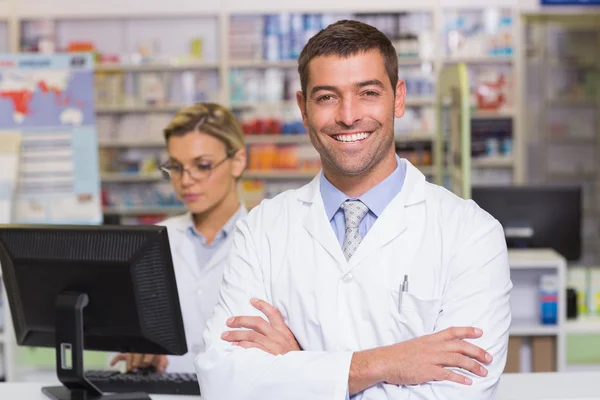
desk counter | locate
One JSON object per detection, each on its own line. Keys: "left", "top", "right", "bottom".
{"left": 497, "top": 372, "right": 600, "bottom": 399}
{"left": 3, "top": 372, "right": 600, "bottom": 400}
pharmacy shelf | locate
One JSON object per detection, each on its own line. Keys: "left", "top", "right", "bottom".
{"left": 472, "top": 109, "right": 515, "bottom": 119}
{"left": 395, "top": 132, "right": 435, "bottom": 143}
{"left": 230, "top": 101, "right": 297, "bottom": 109}
{"left": 95, "top": 62, "right": 219, "bottom": 72}
{"left": 443, "top": 55, "right": 515, "bottom": 64}
{"left": 419, "top": 166, "right": 434, "bottom": 175}
{"left": 101, "top": 173, "right": 163, "bottom": 183}
{"left": 451, "top": 167, "right": 463, "bottom": 184}
{"left": 565, "top": 316, "right": 600, "bottom": 334}
{"left": 96, "top": 105, "right": 184, "bottom": 114}
{"left": 405, "top": 97, "right": 436, "bottom": 107}
{"left": 397, "top": 57, "right": 434, "bottom": 65}
{"left": 229, "top": 59, "right": 298, "bottom": 68}
{"left": 508, "top": 248, "right": 567, "bottom": 269}
{"left": 506, "top": 249, "right": 567, "bottom": 372}
{"left": 245, "top": 134, "right": 310, "bottom": 145}
{"left": 472, "top": 156, "right": 514, "bottom": 168}
{"left": 548, "top": 171, "right": 596, "bottom": 180}
{"left": 98, "top": 140, "right": 165, "bottom": 148}
{"left": 547, "top": 136, "right": 597, "bottom": 144}
{"left": 102, "top": 206, "right": 187, "bottom": 216}
{"left": 510, "top": 318, "right": 560, "bottom": 336}
{"left": 547, "top": 98, "right": 598, "bottom": 107}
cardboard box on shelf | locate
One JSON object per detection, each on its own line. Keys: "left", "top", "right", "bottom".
{"left": 504, "top": 336, "right": 522, "bottom": 373}
{"left": 532, "top": 336, "right": 557, "bottom": 373}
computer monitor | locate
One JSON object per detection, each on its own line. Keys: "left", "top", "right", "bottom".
{"left": 0, "top": 224, "right": 187, "bottom": 400}
{"left": 471, "top": 185, "right": 582, "bottom": 261}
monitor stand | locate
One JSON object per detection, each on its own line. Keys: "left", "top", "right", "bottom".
{"left": 42, "top": 292, "right": 151, "bottom": 400}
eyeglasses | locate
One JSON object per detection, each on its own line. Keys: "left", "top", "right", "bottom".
{"left": 159, "top": 152, "right": 234, "bottom": 182}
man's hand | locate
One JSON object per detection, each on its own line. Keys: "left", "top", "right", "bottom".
{"left": 349, "top": 327, "right": 492, "bottom": 395}
{"left": 110, "top": 353, "right": 168, "bottom": 373}
{"left": 221, "top": 298, "right": 301, "bottom": 355}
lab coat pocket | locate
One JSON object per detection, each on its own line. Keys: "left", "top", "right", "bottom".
{"left": 391, "top": 291, "right": 442, "bottom": 339}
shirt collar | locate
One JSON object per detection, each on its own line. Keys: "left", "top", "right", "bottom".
{"left": 186, "top": 205, "right": 244, "bottom": 244}
{"left": 320, "top": 155, "right": 407, "bottom": 220}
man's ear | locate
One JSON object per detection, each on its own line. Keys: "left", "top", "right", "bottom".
{"left": 394, "top": 79, "right": 407, "bottom": 119}
{"left": 296, "top": 90, "right": 308, "bottom": 127}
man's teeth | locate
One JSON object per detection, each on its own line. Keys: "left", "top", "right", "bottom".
{"left": 334, "top": 133, "right": 371, "bottom": 142}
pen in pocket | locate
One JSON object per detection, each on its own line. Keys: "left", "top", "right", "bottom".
{"left": 398, "top": 274, "right": 409, "bottom": 313}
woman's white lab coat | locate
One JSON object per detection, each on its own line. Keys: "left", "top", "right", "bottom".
{"left": 195, "top": 160, "right": 513, "bottom": 399}
{"left": 156, "top": 208, "right": 246, "bottom": 373}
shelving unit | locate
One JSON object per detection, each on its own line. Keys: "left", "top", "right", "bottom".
{"left": 509, "top": 319, "right": 561, "bottom": 336}
{"left": 440, "top": 7, "right": 520, "bottom": 190}
{"left": 102, "top": 206, "right": 187, "bottom": 216}
{"left": 508, "top": 249, "right": 567, "bottom": 372}
{"left": 439, "top": 61, "right": 472, "bottom": 197}
{"left": 0, "top": 7, "right": 525, "bottom": 224}
{"left": 522, "top": 13, "right": 600, "bottom": 267}
{"left": 565, "top": 316, "right": 600, "bottom": 335}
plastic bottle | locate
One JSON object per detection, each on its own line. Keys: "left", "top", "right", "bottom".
{"left": 540, "top": 274, "right": 559, "bottom": 325}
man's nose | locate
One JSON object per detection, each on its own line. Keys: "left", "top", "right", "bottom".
{"left": 336, "top": 97, "right": 362, "bottom": 128}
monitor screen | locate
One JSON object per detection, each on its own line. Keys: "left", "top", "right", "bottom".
{"left": 0, "top": 224, "right": 187, "bottom": 356}
{"left": 471, "top": 186, "right": 582, "bottom": 261}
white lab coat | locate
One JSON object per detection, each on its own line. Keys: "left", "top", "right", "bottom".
{"left": 195, "top": 159, "right": 512, "bottom": 400}
{"left": 156, "top": 207, "right": 247, "bottom": 373}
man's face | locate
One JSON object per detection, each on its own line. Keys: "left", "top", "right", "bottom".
{"left": 296, "top": 49, "right": 406, "bottom": 177}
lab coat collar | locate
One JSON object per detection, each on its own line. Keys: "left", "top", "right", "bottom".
{"left": 297, "top": 159, "right": 426, "bottom": 206}
{"left": 299, "top": 159, "right": 427, "bottom": 271}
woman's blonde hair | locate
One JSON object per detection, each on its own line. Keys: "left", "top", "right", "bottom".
{"left": 163, "top": 103, "right": 245, "bottom": 154}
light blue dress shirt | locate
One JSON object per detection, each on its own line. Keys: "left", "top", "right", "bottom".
{"left": 320, "top": 155, "right": 407, "bottom": 247}
{"left": 185, "top": 206, "right": 245, "bottom": 268}
{"left": 320, "top": 156, "right": 406, "bottom": 399}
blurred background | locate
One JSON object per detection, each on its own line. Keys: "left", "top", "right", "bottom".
{"left": 0, "top": 0, "right": 598, "bottom": 385}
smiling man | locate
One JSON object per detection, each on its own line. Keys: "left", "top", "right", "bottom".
{"left": 195, "top": 20, "right": 512, "bottom": 400}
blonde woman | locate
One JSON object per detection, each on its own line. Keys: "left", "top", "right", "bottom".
{"left": 111, "top": 103, "right": 248, "bottom": 373}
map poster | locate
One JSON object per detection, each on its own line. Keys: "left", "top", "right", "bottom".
{"left": 0, "top": 53, "right": 102, "bottom": 225}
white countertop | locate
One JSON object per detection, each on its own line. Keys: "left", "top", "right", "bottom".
{"left": 496, "top": 372, "right": 600, "bottom": 399}
{"left": 4, "top": 372, "right": 600, "bottom": 400}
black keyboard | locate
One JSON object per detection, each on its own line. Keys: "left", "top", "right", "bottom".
{"left": 85, "top": 370, "right": 200, "bottom": 396}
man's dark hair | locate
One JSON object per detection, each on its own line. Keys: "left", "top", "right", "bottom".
{"left": 298, "top": 19, "right": 399, "bottom": 97}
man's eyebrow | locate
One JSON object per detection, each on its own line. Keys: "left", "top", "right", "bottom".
{"left": 310, "top": 80, "right": 385, "bottom": 96}
{"left": 354, "top": 79, "right": 385, "bottom": 89}
{"left": 310, "top": 85, "right": 339, "bottom": 96}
